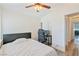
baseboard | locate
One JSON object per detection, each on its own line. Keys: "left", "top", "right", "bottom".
{"left": 52, "top": 44, "right": 65, "bottom": 52}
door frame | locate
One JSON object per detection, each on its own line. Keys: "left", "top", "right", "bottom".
{"left": 65, "top": 12, "right": 79, "bottom": 56}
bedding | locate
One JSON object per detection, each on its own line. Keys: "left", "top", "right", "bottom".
{"left": 1, "top": 38, "right": 57, "bottom": 56}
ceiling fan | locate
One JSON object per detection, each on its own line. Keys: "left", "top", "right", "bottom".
{"left": 25, "top": 3, "right": 51, "bottom": 12}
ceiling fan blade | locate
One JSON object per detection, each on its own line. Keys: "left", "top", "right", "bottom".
{"left": 40, "top": 4, "right": 51, "bottom": 9}
{"left": 25, "top": 5, "right": 34, "bottom": 8}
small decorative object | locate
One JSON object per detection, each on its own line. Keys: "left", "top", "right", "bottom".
{"left": 40, "top": 22, "right": 43, "bottom": 29}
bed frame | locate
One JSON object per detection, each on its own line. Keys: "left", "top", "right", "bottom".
{"left": 3, "top": 32, "right": 31, "bottom": 44}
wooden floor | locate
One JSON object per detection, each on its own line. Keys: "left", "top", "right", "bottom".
{"left": 65, "top": 40, "right": 75, "bottom": 56}
{"left": 46, "top": 43, "right": 79, "bottom": 56}
{"left": 55, "top": 46, "right": 79, "bottom": 56}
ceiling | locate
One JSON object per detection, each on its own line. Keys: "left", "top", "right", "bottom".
{"left": 1, "top": 3, "right": 79, "bottom": 18}
{"left": 1, "top": 3, "right": 54, "bottom": 18}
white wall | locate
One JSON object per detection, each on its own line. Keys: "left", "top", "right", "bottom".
{"left": 0, "top": 6, "right": 2, "bottom": 43}
{"left": 2, "top": 9, "right": 40, "bottom": 40}
{"left": 41, "top": 4, "right": 79, "bottom": 52}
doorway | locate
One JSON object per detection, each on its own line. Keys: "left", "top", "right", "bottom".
{"left": 65, "top": 13, "right": 79, "bottom": 56}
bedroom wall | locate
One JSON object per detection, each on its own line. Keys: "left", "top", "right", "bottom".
{"left": 0, "top": 6, "right": 2, "bottom": 43}
{"left": 41, "top": 4, "right": 79, "bottom": 52}
{"left": 2, "top": 9, "right": 40, "bottom": 40}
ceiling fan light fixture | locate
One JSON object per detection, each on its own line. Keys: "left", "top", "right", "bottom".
{"left": 25, "top": 3, "right": 51, "bottom": 12}
{"left": 34, "top": 4, "right": 43, "bottom": 12}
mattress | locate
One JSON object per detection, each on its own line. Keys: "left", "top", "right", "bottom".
{"left": 0, "top": 38, "right": 57, "bottom": 56}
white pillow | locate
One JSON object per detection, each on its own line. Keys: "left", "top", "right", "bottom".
{"left": 12, "top": 38, "right": 27, "bottom": 44}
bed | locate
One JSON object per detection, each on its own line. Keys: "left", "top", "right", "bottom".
{"left": 0, "top": 33, "right": 57, "bottom": 56}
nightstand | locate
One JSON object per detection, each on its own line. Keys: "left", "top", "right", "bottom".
{"left": 43, "top": 35, "right": 52, "bottom": 46}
